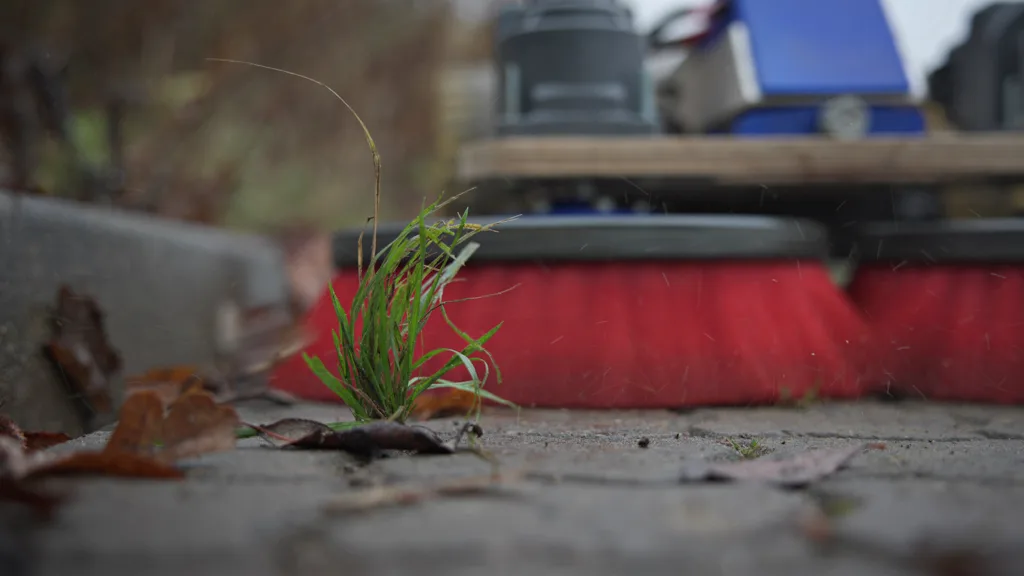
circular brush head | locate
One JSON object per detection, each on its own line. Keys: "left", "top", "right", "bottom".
{"left": 850, "top": 220, "right": 1024, "bottom": 404}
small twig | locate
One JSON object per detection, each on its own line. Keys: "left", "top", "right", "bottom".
{"left": 422, "top": 283, "right": 522, "bottom": 318}
{"left": 240, "top": 423, "right": 296, "bottom": 445}
{"left": 206, "top": 57, "right": 382, "bottom": 277}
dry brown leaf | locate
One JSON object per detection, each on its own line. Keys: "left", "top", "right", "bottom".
{"left": 125, "top": 366, "right": 211, "bottom": 408}
{"left": 0, "top": 415, "right": 71, "bottom": 453}
{"left": 23, "top": 432, "right": 72, "bottom": 452}
{"left": 287, "top": 421, "right": 454, "bottom": 457}
{"left": 43, "top": 286, "right": 121, "bottom": 415}
{"left": 410, "top": 388, "right": 479, "bottom": 421}
{"left": 0, "top": 415, "right": 26, "bottom": 450}
{"left": 0, "top": 438, "right": 185, "bottom": 483}
{"left": 245, "top": 418, "right": 333, "bottom": 448}
{"left": 0, "top": 428, "right": 72, "bottom": 480}
{"left": 105, "top": 387, "right": 239, "bottom": 463}
{"left": 103, "top": 391, "right": 164, "bottom": 456}
{"left": 681, "top": 443, "right": 885, "bottom": 488}
{"left": 249, "top": 419, "right": 453, "bottom": 457}
{"left": 0, "top": 388, "right": 239, "bottom": 486}
{"left": 0, "top": 435, "right": 32, "bottom": 479}
{"left": 159, "top": 388, "right": 239, "bottom": 462}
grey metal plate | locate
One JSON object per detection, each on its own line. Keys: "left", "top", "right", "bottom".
{"left": 854, "top": 219, "right": 1024, "bottom": 263}
{"left": 333, "top": 214, "right": 829, "bottom": 267}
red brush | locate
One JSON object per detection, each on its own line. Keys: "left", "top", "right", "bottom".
{"left": 270, "top": 215, "right": 877, "bottom": 409}
{"left": 848, "top": 220, "right": 1024, "bottom": 404}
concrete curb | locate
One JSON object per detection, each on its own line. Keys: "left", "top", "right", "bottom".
{"left": 0, "top": 192, "right": 291, "bottom": 434}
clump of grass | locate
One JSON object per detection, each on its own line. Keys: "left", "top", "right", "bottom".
{"left": 724, "top": 437, "right": 771, "bottom": 460}
{"left": 304, "top": 203, "right": 517, "bottom": 422}
{"left": 211, "top": 58, "right": 516, "bottom": 424}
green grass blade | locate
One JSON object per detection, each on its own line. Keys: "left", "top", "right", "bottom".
{"left": 440, "top": 303, "right": 504, "bottom": 386}
{"left": 410, "top": 346, "right": 488, "bottom": 401}
{"left": 430, "top": 380, "right": 518, "bottom": 409}
{"left": 303, "top": 353, "right": 361, "bottom": 407}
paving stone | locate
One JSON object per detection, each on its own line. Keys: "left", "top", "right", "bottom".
{"left": 683, "top": 402, "right": 1008, "bottom": 440}
{"left": 811, "top": 478, "right": 1024, "bottom": 575}
{"left": 821, "top": 478, "right": 1024, "bottom": 547}
{"left": 8, "top": 400, "right": 1024, "bottom": 576}
{"left": 976, "top": 411, "right": 1024, "bottom": 440}
{"left": 31, "top": 479, "right": 342, "bottom": 576}
{"left": 696, "top": 436, "right": 1024, "bottom": 484}
{"left": 293, "top": 484, "right": 809, "bottom": 573}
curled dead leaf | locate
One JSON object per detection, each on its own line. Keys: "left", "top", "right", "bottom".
{"left": 23, "top": 432, "right": 72, "bottom": 452}
{"left": 0, "top": 435, "right": 33, "bottom": 479}
{"left": 248, "top": 419, "right": 453, "bottom": 457}
{"left": 104, "top": 391, "right": 164, "bottom": 456}
{"left": 292, "top": 422, "right": 454, "bottom": 456}
{"left": 410, "top": 388, "right": 478, "bottom": 421}
{"left": 106, "top": 387, "right": 240, "bottom": 463}
{"left": 159, "top": 388, "right": 239, "bottom": 462}
{"left": 680, "top": 444, "right": 885, "bottom": 488}
{"left": 0, "top": 415, "right": 26, "bottom": 450}
{"left": 245, "top": 418, "right": 333, "bottom": 448}
{"left": 0, "top": 389, "right": 239, "bottom": 518}
{"left": 0, "top": 414, "right": 73, "bottom": 454}
{"left": 43, "top": 286, "right": 121, "bottom": 415}
{"left": 125, "top": 366, "right": 212, "bottom": 408}
{"left": 0, "top": 388, "right": 239, "bottom": 486}
{"left": 0, "top": 431, "right": 179, "bottom": 485}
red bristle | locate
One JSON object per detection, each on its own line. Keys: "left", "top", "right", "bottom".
{"left": 849, "top": 264, "right": 1024, "bottom": 404}
{"left": 271, "top": 260, "right": 876, "bottom": 408}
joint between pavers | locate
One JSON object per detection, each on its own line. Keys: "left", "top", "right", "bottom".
{"left": 687, "top": 426, "right": 987, "bottom": 443}
{"left": 841, "top": 471, "right": 1024, "bottom": 487}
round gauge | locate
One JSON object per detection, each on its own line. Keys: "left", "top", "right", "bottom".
{"left": 526, "top": 195, "right": 552, "bottom": 215}
{"left": 818, "top": 95, "right": 870, "bottom": 140}
{"left": 631, "top": 199, "right": 653, "bottom": 214}
{"left": 593, "top": 196, "right": 618, "bottom": 214}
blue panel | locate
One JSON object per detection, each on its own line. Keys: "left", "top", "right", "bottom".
{"left": 713, "top": 106, "right": 927, "bottom": 136}
{"left": 728, "top": 0, "right": 912, "bottom": 96}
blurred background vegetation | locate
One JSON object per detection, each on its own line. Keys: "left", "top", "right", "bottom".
{"left": 0, "top": 0, "right": 497, "bottom": 232}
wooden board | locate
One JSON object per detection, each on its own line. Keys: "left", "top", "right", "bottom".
{"left": 456, "top": 133, "right": 1024, "bottom": 186}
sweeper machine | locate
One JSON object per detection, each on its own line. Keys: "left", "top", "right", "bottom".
{"left": 272, "top": 0, "right": 1024, "bottom": 408}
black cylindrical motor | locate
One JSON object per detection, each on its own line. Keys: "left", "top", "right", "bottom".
{"left": 494, "top": 0, "right": 659, "bottom": 136}
{"left": 928, "top": 2, "right": 1024, "bottom": 131}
